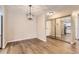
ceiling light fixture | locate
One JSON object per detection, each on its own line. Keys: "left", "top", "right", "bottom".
{"left": 47, "top": 11, "right": 55, "bottom": 16}
{"left": 26, "top": 5, "right": 33, "bottom": 20}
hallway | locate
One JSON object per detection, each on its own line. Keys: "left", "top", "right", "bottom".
{"left": 0, "top": 38, "right": 79, "bottom": 54}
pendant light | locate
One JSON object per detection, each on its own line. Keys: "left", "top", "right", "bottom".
{"left": 27, "top": 5, "right": 33, "bottom": 20}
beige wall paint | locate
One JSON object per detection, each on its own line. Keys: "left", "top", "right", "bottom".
{"left": 72, "top": 11, "right": 79, "bottom": 40}
{"left": 4, "top": 6, "right": 37, "bottom": 43}
{"left": 48, "top": 11, "right": 71, "bottom": 19}
{"left": 70, "top": 12, "right": 76, "bottom": 44}
{"left": 0, "top": 16, "right": 1, "bottom": 48}
{"left": 2, "top": 6, "right": 47, "bottom": 48}
{"left": 37, "top": 15, "right": 46, "bottom": 41}
{"left": 1, "top": 5, "right": 47, "bottom": 48}
{"left": 2, "top": 6, "right": 8, "bottom": 48}
{"left": 0, "top": 6, "right": 3, "bottom": 48}
{"left": 2, "top": 5, "right": 79, "bottom": 48}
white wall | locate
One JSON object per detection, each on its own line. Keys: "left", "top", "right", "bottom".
{"left": 2, "top": 6, "right": 47, "bottom": 48}
{"left": 3, "top": 5, "right": 79, "bottom": 48}
{"left": 77, "top": 16, "right": 79, "bottom": 39}
{"left": 37, "top": 15, "right": 46, "bottom": 41}
{"left": 72, "top": 11, "right": 79, "bottom": 40}
{"left": 48, "top": 11, "right": 71, "bottom": 20}
{"left": 5, "top": 6, "right": 37, "bottom": 43}
{"left": 0, "top": 15, "right": 1, "bottom": 48}
{"left": 2, "top": 6, "right": 8, "bottom": 48}
{"left": 0, "top": 6, "right": 3, "bottom": 48}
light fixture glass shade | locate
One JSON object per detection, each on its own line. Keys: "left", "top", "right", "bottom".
{"left": 28, "top": 14, "right": 33, "bottom": 20}
{"left": 47, "top": 11, "right": 55, "bottom": 16}
{"left": 27, "top": 5, "right": 33, "bottom": 20}
{"left": 47, "top": 12, "right": 52, "bottom": 16}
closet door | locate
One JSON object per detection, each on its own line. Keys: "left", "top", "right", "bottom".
{"left": 51, "top": 19, "right": 56, "bottom": 38}
{"left": 56, "top": 18, "right": 61, "bottom": 39}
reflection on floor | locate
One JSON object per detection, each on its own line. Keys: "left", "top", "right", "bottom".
{"left": 0, "top": 38, "right": 79, "bottom": 54}
{"left": 61, "top": 34, "right": 72, "bottom": 43}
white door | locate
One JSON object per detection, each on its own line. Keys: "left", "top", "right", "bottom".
{"left": 0, "top": 16, "right": 1, "bottom": 48}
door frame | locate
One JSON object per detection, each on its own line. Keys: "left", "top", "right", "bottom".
{"left": 0, "top": 16, "right": 3, "bottom": 49}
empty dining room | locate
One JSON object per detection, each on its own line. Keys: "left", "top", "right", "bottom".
{"left": 0, "top": 5, "right": 79, "bottom": 54}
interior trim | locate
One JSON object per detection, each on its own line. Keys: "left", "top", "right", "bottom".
{"left": 0, "top": 16, "right": 3, "bottom": 49}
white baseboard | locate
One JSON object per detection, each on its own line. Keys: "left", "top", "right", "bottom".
{"left": 8, "top": 37, "right": 37, "bottom": 43}
{"left": 38, "top": 37, "right": 47, "bottom": 42}
{"left": 2, "top": 41, "right": 8, "bottom": 49}
{"left": 40, "top": 39, "right": 47, "bottom": 42}
{"left": 70, "top": 42, "right": 76, "bottom": 45}
{"left": 2, "top": 37, "right": 47, "bottom": 48}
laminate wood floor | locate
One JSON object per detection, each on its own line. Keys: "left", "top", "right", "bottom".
{"left": 0, "top": 38, "right": 79, "bottom": 54}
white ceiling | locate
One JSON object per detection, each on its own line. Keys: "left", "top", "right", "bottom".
{"left": 6, "top": 5, "right": 79, "bottom": 16}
